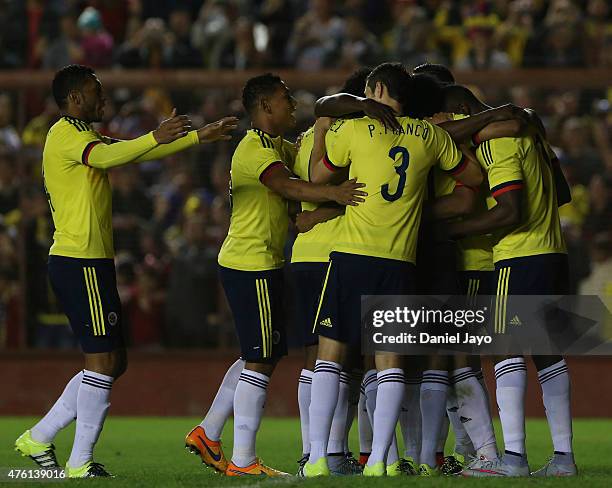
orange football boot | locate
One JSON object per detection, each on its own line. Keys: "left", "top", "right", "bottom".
{"left": 185, "top": 426, "right": 228, "bottom": 473}
{"left": 225, "top": 459, "right": 290, "bottom": 477}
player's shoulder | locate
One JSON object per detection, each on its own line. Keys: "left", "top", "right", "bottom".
{"left": 328, "top": 117, "right": 357, "bottom": 134}
{"left": 48, "top": 116, "right": 93, "bottom": 142}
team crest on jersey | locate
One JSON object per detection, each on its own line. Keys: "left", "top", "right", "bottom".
{"left": 108, "top": 312, "right": 118, "bottom": 326}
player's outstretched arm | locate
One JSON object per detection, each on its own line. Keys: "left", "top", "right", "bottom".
{"left": 439, "top": 104, "right": 529, "bottom": 144}
{"left": 84, "top": 110, "right": 192, "bottom": 169}
{"left": 295, "top": 206, "right": 345, "bottom": 233}
{"left": 315, "top": 94, "right": 402, "bottom": 131}
{"left": 262, "top": 164, "right": 366, "bottom": 206}
{"left": 448, "top": 190, "right": 522, "bottom": 240}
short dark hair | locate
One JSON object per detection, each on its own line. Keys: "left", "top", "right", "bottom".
{"left": 366, "top": 62, "right": 410, "bottom": 105}
{"left": 412, "top": 63, "right": 455, "bottom": 85}
{"left": 242, "top": 73, "right": 283, "bottom": 115}
{"left": 442, "top": 84, "right": 483, "bottom": 114}
{"left": 403, "top": 74, "right": 444, "bottom": 119}
{"left": 52, "top": 64, "right": 96, "bottom": 108}
{"left": 340, "top": 67, "right": 372, "bottom": 97}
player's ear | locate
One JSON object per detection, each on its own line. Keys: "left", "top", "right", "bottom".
{"left": 375, "top": 82, "right": 384, "bottom": 100}
{"left": 261, "top": 96, "right": 272, "bottom": 115}
{"left": 68, "top": 89, "right": 81, "bottom": 106}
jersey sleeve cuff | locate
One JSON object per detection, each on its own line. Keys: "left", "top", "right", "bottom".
{"left": 322, "top": 153, "right": 341, "bottom": 172}
{"left": 82, "top": 141, "right": 103, "bottom": 166}
{"left": 444, "top": 154, "right": 468, "bottom": 176}
{"left": 472, "top": 133, "right": 482, "bottom": 146}
{"left": 491, "top": 180, "right": 523, "bottom": 197}
{"left": 259, "top": 161, "right": 285, "bottom": 182}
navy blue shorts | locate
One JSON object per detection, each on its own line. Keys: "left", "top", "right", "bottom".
{"left": 493, "top": 253, "right": 569, "bottom": 334}
{"left": 48, "top": 255, "right": 124, "bottom": 353}
{"left": 291, "top": 262, "right": 328, "bottom": 347}
{"left": 314, "top": 252, "right": 416, "bottom": 346}
{"left": 219, "top": 265, "right": 287, "bottom": 362}
{"left": 459, "top": 270, "right": 495, "bottom": 296}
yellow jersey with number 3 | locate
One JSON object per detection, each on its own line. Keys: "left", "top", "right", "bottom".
{"left": 324, "top": 116, "right": 464, "bottom": 264}
{"left": 291, "top": 126, "right": 343, "bottom": 263}
{"left": 218, "top": 129, "right": 297, "bottom": 271}
{"left": 476, "top": 136, "right": 566, "bottom": 263}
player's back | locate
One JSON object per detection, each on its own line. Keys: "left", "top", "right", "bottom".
{"left": 43, "top": 116, "right": 113, "bottom": 259}
{"left": 477, "top": 136, "right": 566, "bottom": 262}
{"left": 326, "top": 116, "right": 463, "bottom": 264}
{"left": 218, "top": 129, "right": 296, "bottom": 271}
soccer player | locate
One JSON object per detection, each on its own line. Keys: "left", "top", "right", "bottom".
{"left": 14, "top": 64, "right": 238, "bottom": 478}
{"left": 292, "top": 68, "right": 372, "bottom": 476}
{"left": 303, "top": 63, "right": 483, "bottom": 478}
{"left": 444, "top": 84, "right": 576, "bottom": 477}
{"left": 184, "top": 73, "right": 366, "bottom": 477}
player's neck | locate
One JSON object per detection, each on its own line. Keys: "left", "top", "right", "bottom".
{"left": 61, "top": 109, "right": 90, "bottom": 124}
{"left": 376, "top": 96, "right": 402, "bottom": 116}
{"left": 251, "top": 120, "right": 281, "bottom": 138}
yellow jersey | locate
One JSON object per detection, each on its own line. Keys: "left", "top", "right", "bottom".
{"left": 43, "top": 115, "right": 198, "bottom": 259}
{"left": 476, "top": 136, "right": 566, "bottom": 263}
{"left": 218, "top": 128, "right": 297, "bottom": 271}
{"left": 324, "top": 116, "right": 464, "bottom": 264}
{"left": 291, "top": 126, "right": 343, "bottom": 263}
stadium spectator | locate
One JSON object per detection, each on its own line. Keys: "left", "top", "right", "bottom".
{"left": 337, "top": 14, "right": 381, "bottom": 69}
{"left": 77, "top": 7, "right": 114, "bottom": 68}
{"left": 41, "top": 13, "right": 83, "bottom": 69}
{"left": 559, "top": 117, "right": 604, "bottom": 185}
{"left": 22, "top": 97, "right": 59, "bottom": 148}
{"left": 579, "top": 232, "right": 612, "bottom": 296}
{"left": 455, "top": 20, "right": 512, "bottom": 70}
{"left": 165, "top": 7, "right": 203, "bottom": 68}
{"left": 286, "top": 0, "right": 345, "bottom": 70}
{"left": 0, "top": 94, "right": 21, "bottom": 151}
{"left": 165, "top": 213, "right": 221, "bottom": 347}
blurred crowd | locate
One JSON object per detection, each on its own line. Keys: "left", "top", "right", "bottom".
{"left": 0, "top": 0, "right": 610, "bottom": 71}
{"left": 0, "top": 0, "right": 610, "bottom": 350}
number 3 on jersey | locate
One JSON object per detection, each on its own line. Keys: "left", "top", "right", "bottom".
{"left": 381, "top": 146, "right": 409, "bottom": 202}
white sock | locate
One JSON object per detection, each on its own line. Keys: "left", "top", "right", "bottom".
{"left": 358, "top": 386, "right": 372, "bottom": 455}
{"left": 231, "top": 369, "right": 269, "bottom": 468}
{"left": 386, "top": 433, "right": 400, "bottom": 465}
{"left": 201, "top": 358, "right": 244, "bottom": 441}
{"left": 420, "top": 370, "right": 449, "bottom": 468}
{"left": 453, "top": 368, "right": 497, "bottom": 458}
{"left": 447, "top": 383, "right": 473, "bottom": 456}
{"left": 344, "top": 371, "right": 361, "bottom": 453}
{"left": 538, "top": 359, "right": 573, "bottom": 454}
{"left": 363, "top": 369, "right": 378, "bottom": 426}
{"left": 67, "top": 370, "right": 113, "bottom": 468}
{"left": 475, "top": 369, "right": 492, "bottom": 416}
{"left": 400, "top": 377, "right": 421, "bottom": 463}
{"left": 32, "top": 371, "right": 82, "bottom": 443}
{"left": 308, "top": 360, "right": 341, "bottom": 464}
{"left": 366, "top": 368, "right": 404, "bottom": 466}
{"left": 328, "top": 371, "right": 350, "bottom": 454}
{"left": 298, "top": 369, "right": 313, "bottom": 456}
{"left": 495, "top": 358, "right": 527, "bottom": 455}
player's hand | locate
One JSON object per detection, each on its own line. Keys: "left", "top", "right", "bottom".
{"left": 153, "top": 108, "right": 192, "bottom": 144}
{"left": 295, "top": 210, "right": 317, "bottom": 233}
{"left": 491, "top": 104, "right": 530, "bottom": 124}
{"left": 330, "top": 178, "right": 367, "bottom": 206}
{"left": 197, "top": 116, "right": 239, "bottom": 143}
{"left": 360, "top": 98, "right": 402, "bottom": 131}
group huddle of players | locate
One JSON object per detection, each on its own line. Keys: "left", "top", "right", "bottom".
{"left": 14, "top": 61, "right": 575, "bottom": 479}
{"left": 184, "top": 62, "right": 576, "bottom": 478}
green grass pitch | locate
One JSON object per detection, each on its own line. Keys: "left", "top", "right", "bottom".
{"left": 1, "top": 417, "right": 611, "bottom": 487}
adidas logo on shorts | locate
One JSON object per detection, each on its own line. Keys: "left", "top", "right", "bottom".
{"left": 509, "top": 315, "right": 522, "bottom": 326}
{"left": 319, "top": 317, "right": 332, "bottom": 327}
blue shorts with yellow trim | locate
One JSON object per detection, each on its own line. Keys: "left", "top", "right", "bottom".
{"left": 291, "top": 262, "right": 327, "bottom": 347}
{"left": 493, "top": 253, "right": 569, "bottom": 334}
{"left": 219, "top": 265, "right": 287, "bottom": 362}
{"left": 314, "top": 252, "right": 416, "bottom": 346}
{"left": 48, "top": 255, "right": 124, "bottom": 353}
{"left": 459, "top": 270, "right": 495, "bottom": 297}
